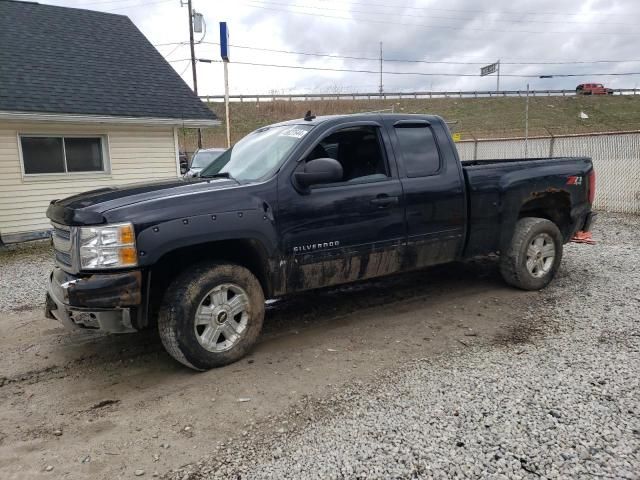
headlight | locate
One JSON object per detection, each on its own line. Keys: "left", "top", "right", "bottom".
{"left": 79, "top": 223, "right": 138, "bottom": 269}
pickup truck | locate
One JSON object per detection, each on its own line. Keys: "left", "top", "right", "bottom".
{"left": 45, "top": 113, "right": 596, "bottom": 370}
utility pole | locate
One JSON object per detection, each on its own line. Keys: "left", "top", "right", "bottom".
{"left": 378, "top": 41, "right": 383, "bottom": 95}
{"left": 219, "top": 22, "right": 231, "bottom": 148}
{"left": 496, "top": 60, "right": 500, "bottom": 92}
{"left": 224, "top": 61, "right": 230, "bottom": 148}
{"left": 185, "top": 0, "right": 202, "bottom": 148}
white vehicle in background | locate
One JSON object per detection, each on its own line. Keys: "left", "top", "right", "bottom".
{"left": 185, "top": 148, "right": 226, "bottom": 177}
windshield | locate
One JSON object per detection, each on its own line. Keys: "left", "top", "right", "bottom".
{"left": 200, "top": 125, "right": 314, "bottom": 182}
{"left": 191, "top": 150, "right": 225, "bottom": 169}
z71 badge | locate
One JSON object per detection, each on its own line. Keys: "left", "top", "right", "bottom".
{"left": 566, "top": 175, "right": 583, "bottom": 185}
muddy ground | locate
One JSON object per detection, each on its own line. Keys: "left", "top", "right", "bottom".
{"left": 1, "top": 255, "right": 557, "bottom": 479}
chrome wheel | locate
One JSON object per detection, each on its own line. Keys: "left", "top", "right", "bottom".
{"left": 194, "top": 283, "right": 249, "bottom": 353}
{"left": 526, "top": 233, "right": 556, "bottom": 278}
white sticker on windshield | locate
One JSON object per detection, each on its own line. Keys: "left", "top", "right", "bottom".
{"left": 279, "top": 127, "right": 309, "bottom": 139}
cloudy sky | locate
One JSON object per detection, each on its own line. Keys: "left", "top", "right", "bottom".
{"left": 41, "top": 0, "right": 640, "bottom": 95}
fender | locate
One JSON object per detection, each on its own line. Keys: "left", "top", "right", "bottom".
{"left": 497, "top": 158, "right": 592, "bottom": 248}
{"left": 135, "top": 208, "right": 279, "bottom": 266}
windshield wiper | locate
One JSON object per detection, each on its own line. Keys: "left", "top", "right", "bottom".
{"left": 199, "top": 172, "right": 239, "bottom": 183}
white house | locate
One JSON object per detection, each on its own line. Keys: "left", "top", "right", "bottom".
{"left": 0, "top": 0, "right": 218, "bottom": 244}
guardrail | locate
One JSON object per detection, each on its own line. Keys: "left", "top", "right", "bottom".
{"left": 200, "top": 88, "right": 639, "bottom": 103}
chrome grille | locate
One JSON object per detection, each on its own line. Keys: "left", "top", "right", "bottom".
{"left": 55, "top": 250, "right": 72, "bottom": 266}
{"left": 52, "top": 223, "right": 73, "bottom": 269}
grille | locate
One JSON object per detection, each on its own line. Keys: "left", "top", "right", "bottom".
{"left": 55, "top": 250, "right": 72, "bottom": 267}
{"left": 52, "top": 223, "right": 73, "bottom": 268}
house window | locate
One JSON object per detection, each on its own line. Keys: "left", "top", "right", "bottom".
{"left": 20, "top": 136, "right": 106, "bottom": 175}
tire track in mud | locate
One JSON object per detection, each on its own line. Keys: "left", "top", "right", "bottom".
{"left": 0, "top": 337, "right": 165, "bottom": 388}
{"left": 1, "top": 260, "right": 502, "bottom": 389}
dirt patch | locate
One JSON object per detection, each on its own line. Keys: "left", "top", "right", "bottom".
{"left": 0, "top": 259, "right": 542, "bottom": 479}
{"left": 88, "top": 400, "right": 120, "bottom": 411}
{"left": 492, "top": 321, "right": 545, "bottom": 346}
{"left": 598, "top": 328, "right": 640, "bottom": 347}
{"left": 9, "top": 304, "right": 39, "bottom": 313}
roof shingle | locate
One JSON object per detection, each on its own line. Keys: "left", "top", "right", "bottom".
{"left": 0, "top": 0, "right": 216, "bottom": 121}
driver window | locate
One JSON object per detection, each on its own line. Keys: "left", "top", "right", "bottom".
{"left": 304, "top": 126, "right": 389, "bottom": 184}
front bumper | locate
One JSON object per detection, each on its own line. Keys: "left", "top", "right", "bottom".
{"left": 45, "top": 268, "right": 142, "bottom": 333}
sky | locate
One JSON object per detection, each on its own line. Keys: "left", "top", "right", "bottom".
{"left": 39, "top": 0, "right": 640, "bottom": 96}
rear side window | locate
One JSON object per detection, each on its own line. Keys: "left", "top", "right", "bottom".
{"left": 395, "top": 126, "right": 440, "bottom": 177}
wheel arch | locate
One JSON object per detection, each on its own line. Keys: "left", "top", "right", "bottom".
{"left": 518, "top": 191, "right": 573, "bottom": 241}
{"left": 147, "top": 238, "right": 273, "bottom": 325}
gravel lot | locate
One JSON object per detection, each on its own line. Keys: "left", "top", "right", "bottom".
{"left": 0, "top": 240, "right": 52, "bottom": 312}
{"left": 172, "top": 213, "right": 640, "bottom": 480}
{"left": 0, "top": 214, "right": 637, "bottom": 479}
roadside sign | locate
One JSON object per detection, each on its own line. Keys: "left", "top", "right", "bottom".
{"left": 480, "top": 62, "right": 498, "bottom": 76}
{"left": 452, "top": 133, "right": 461, "bottom": 142}
{"left": 220, "top": 22, "right": 230, "bottom": 62}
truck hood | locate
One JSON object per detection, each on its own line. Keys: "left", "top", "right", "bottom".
{"left": 47, "top": 178, "right": 237, "bottom": 225}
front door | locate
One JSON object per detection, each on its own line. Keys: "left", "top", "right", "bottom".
{"left": 276, "top": 123, "right": 406, "bottom": 294}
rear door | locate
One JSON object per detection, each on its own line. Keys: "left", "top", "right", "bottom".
{"left": 276, "top": 121, "right": 406, "bottom": 293}
{"left": 384, "top": 118, "right": 466, "bottom": 269}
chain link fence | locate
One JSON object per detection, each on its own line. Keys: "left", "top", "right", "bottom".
{"left": 456, "top": 131, "right": 640, "bottom": 214}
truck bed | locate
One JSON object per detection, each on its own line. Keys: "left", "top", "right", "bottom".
{"left": 460, "top": 156, "right": 594, "bottom": 258}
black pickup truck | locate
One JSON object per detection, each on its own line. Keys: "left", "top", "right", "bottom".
{"left": 45, "top": 113, "right": 595, "bottom": 370}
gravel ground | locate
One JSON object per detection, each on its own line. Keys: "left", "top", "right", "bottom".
{"left": 171, "top": 213, "right": 640, "bottom": 480}
{"left": 0, "top": 240, "right": 52, "bottom": 312}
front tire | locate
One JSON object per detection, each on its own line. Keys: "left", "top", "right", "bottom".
{"left": 500, "top": 217, "right": 563, "bottom": 291}
{"left": 158, "top": 262, "right": 265, "bottom": 370}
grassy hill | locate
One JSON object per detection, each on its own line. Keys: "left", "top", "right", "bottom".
{"left": 179, "top": 95, "right": 640, "bottom": 152}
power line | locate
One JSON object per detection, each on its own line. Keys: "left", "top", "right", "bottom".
{"left": 196, "top": 58, "right": 640, "bottom": 78}
{"left": 154, "top": 40, "right": 640, "bottom": 65}
{"left": 177, "top": 60, "right": 192, "bottom": 76}
{"left": 195, "top": 41, "right": 640, "bottom": 66}
{"left": 163, "top": 41, "right": 189, "bottom": 59}
{"left": 312, "top": 0, "right": 630, "bottom": 20}
{"left": 44, "top": 0, "right": 158, "bottom": 6}
{"left": 154, "top": 41, "right": 187, "bottom": 47}
{"left": 104, "top": 0, "right": 174, "bottom": 12}
{"left": 246, "top": 0, "right": 636, "bottom": 27}
{"left": 238, "top": 0, "right": 640, "bottom": 36}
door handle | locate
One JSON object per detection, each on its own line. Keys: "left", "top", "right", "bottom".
{"left": 370, "top": 195, "right": 399, "bottom": 207}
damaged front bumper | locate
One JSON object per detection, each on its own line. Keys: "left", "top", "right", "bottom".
{"left": 45, "top": 268, "right": 142, "bottom": 333}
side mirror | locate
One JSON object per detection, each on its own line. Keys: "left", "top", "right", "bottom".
{"left": 294, "top": 158, "right": 343, "bottom": 189}
{"left": 180, "top": 166, "right": 188, "bottom": 175}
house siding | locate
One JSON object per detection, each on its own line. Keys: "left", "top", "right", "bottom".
{"left": 0, "top": 121, "right": 178, "bottom": 236}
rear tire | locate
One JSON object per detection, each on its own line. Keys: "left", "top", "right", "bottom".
{"left": 500, "top": 217, "right": 563, "bottom": 291}
{"left": 158, "top": 262, "right": 265, "bottom": 370}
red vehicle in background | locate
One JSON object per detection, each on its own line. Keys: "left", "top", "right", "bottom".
{"left": 576, "top": 83, "right": 614, "bottom": 95}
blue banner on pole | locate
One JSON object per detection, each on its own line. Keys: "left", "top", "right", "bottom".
{"left": 220, "top": 22, "right": 230, "bottom": 62}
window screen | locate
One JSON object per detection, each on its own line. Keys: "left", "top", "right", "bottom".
{"left": 65, "top": 138, "right": 104, "bottom": 172}
{"left": 21, "top": 136, "right": 105, "bottom": 174}
{"left": 21, "top": 137, "right": 65, "bottom": 174}
{"left": 395, "top": 126, "right": 440, "bottom": 177}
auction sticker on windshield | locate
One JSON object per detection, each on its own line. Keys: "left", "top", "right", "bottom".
{"left": 279, "top": 127, "right": 310, "bottom": 138}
